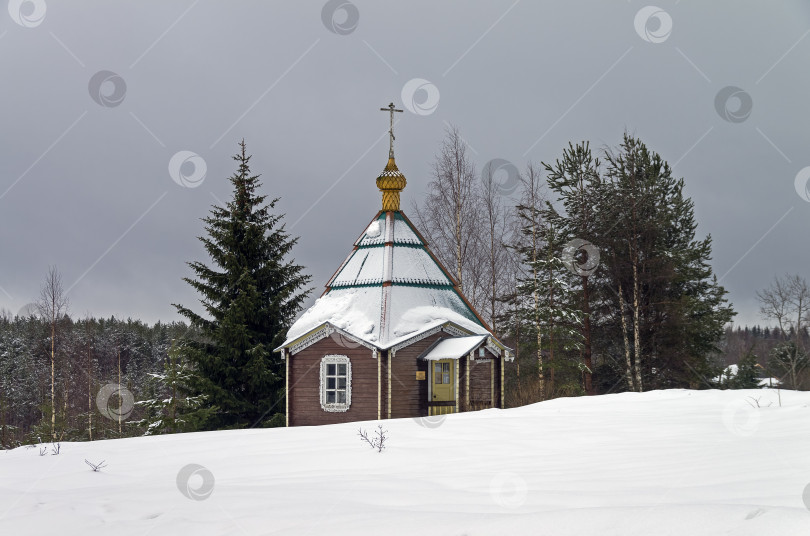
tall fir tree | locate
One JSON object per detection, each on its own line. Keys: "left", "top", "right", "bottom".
{"left": 175, "top": 141, "right": 311, "bottom": 430}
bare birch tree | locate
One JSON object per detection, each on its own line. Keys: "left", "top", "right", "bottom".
{"left": 757, "top": 274, "right": 809, "bottom": 345}
{"left": 511, "top": 163, "right": 548, "bottom": 398}
{"left": 36, "top": 266, "right": 68, "bottom": 440}
{"left": 757, "top": 274, "right": 810, "bottom": 388}
{"left": 480, "top": 160, "right": 515, "bottom": 330}
{"left": 85, "top": 319, "right": 94, "bottom": 441}
{"left": 412, "top": 124, "right": 479, "bottom": 296}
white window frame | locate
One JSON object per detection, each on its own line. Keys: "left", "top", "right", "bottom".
{"left": 320, "top": 355, "right": 352, "bottom": 412}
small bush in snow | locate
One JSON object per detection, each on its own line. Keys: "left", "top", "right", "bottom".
{"left": 746, "top": 396, "right": 772, "bottom": 408}
{"left": 358, "top": 424, "right": 388, "bottom": 453}
{"left": 85, "top": 459, "right": 107, "bottom": 472}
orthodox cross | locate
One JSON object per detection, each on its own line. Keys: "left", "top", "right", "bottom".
{"left": 380, "top": 102, "right": 403, "bottom": 159}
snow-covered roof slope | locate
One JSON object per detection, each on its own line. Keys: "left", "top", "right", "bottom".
{"left": 283, "top": 286, "right": 382, "bottom": 344}
{"left": 390, "top": 246, "right": 452, "bottom": 285}
{"left": 278, "top": 211, "right": 503, "bottom": 355}
{"left": 387, "top": 289, "right": 483, "bottom": 339}
{"left": 330, "top": 246, "right": 386, "bottom": 286}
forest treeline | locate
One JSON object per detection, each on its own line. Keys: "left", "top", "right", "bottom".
{"left": 1, "top": 134, "right": 807, "bottom": 448}
{"left": 0, "top": 312, "right": 191, "bottom": 447}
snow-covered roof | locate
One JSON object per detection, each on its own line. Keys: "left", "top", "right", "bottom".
{"left": 419, "top": 336, "right": 488, "bottom": 361}
{"left": 757, "top": 377, "right": 782, "bottom": 388}
{"left": 277, "top": 211, "right": 507, "bottom": 356}
{"left": 283, "top": 287, "right": 381, "bottom": 344}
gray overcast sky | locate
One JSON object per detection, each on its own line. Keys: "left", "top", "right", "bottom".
{"left": 1, "top": 1, "right": 809, "bottom": 327}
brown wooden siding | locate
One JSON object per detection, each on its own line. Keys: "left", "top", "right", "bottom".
{"left": 492, "top": 356, "right": 504, "bottom": 408}
{"left": 468, "top": 356, "right": 493, "bottom": 409}
{"left": 288, "top": 337, "right": 377, "bottom": 426}
{"left": 389, "top": 332, "right": 443, "bottom": 418}
{"left": 288, "top": 332, "right": 506, "bottom": 425}
{"left": 379, "top": 349, "right": 388, "bottom": 419}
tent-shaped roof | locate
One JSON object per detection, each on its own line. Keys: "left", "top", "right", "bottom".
{"left": 277, "top": 210, "right": 508, "bottom": 356}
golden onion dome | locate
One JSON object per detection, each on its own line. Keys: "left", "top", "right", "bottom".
{"left": 376, "top": 157, "right": 407, "bottom": 211}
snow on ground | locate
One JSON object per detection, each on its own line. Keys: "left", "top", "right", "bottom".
{"left": 2, "top": 389, "right": 810, "bottom": 535}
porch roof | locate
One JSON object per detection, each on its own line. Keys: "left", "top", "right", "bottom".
{"left": 419, "top": 335, "right": 488, "bottom": 361}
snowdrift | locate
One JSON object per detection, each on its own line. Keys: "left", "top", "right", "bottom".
{"left": 2, "top": 389, "right": 810, "bottom": 535}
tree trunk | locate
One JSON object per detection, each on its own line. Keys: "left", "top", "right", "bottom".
{"left": 118, "top": 349, "right": 122, "bottom": 435}
{"left": 456, "top": 197, "right": 463, "bottom": 291}
{"left": 535, "top": 275, "right": 544, "bottom": 399}
{"left": 632, "top": 259, "right": 643, "bottom": 392}
{"left": 490, "top": 227, "right": 497, "bottom": 328}
{"left": 548, "top": 265, "right": 555, "bottom": 395}
{"left": 0, "top": 393, "right": 7, "bottom": 448}
{"left": 618, "top": 280, "right": 635, "bottom": 391}
{"left": 536, "top": 316, "right": 543, "bottom": 399}
{"left": 50, "top": 317, "right": 55, "bottom": 440}
{"left": 63, "top": 378, "right": 68, "bottom": 436}
{"left": 515, "top": 319, "right": 522, "bottom": 399}
{"left": 87, "top": 342, "right": 92, "bottom": 441}
{"left": 582, "top": 275, "right": 593, "bottom": 394}
{"left": 533, "top": 218, "right": 543, "bottom": 399}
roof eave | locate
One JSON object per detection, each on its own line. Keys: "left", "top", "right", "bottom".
{"left": 275, "top": 320, "right": 512, "bottom": 360}
{"left": 274, "top": 322, "right": 380, "bottom": 356}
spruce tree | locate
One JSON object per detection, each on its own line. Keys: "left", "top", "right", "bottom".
{"left": 732, "top": 350, "right": 760, "bottom": 389}
{"left": 512, "top": 206, "right": 582, "bottom": 399}
{"left": 174, "top": 141, "right": 311, "bottom": 430}
{"left": 134, "top": 341, "right": 217, "bottom": 434}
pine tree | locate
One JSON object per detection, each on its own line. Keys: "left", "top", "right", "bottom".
{"left": 600, "top": 134, "right": 735, "bottom": 390}
{"left": 543, "top": 141, "right": 601, "bottom": 394}
{"left": 174, "top": 141, "right": 311, "bottom": 430}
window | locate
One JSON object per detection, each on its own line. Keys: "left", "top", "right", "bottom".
{"left": 434, "top": 362, "right": 451, "bottom": 384}
{"left": 320, "top": 355, "right": 352, "bottom": 412}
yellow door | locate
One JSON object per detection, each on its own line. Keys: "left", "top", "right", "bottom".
{"left": 429, "top": 359, "right": 455, "bottom": 416}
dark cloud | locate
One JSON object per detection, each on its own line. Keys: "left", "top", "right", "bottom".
{"left": 1, "top": 1, "right": 809, "bottom": 327}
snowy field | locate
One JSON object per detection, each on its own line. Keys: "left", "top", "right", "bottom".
{"left": 2, "top": 389, "right": 810, "bottom": 535}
